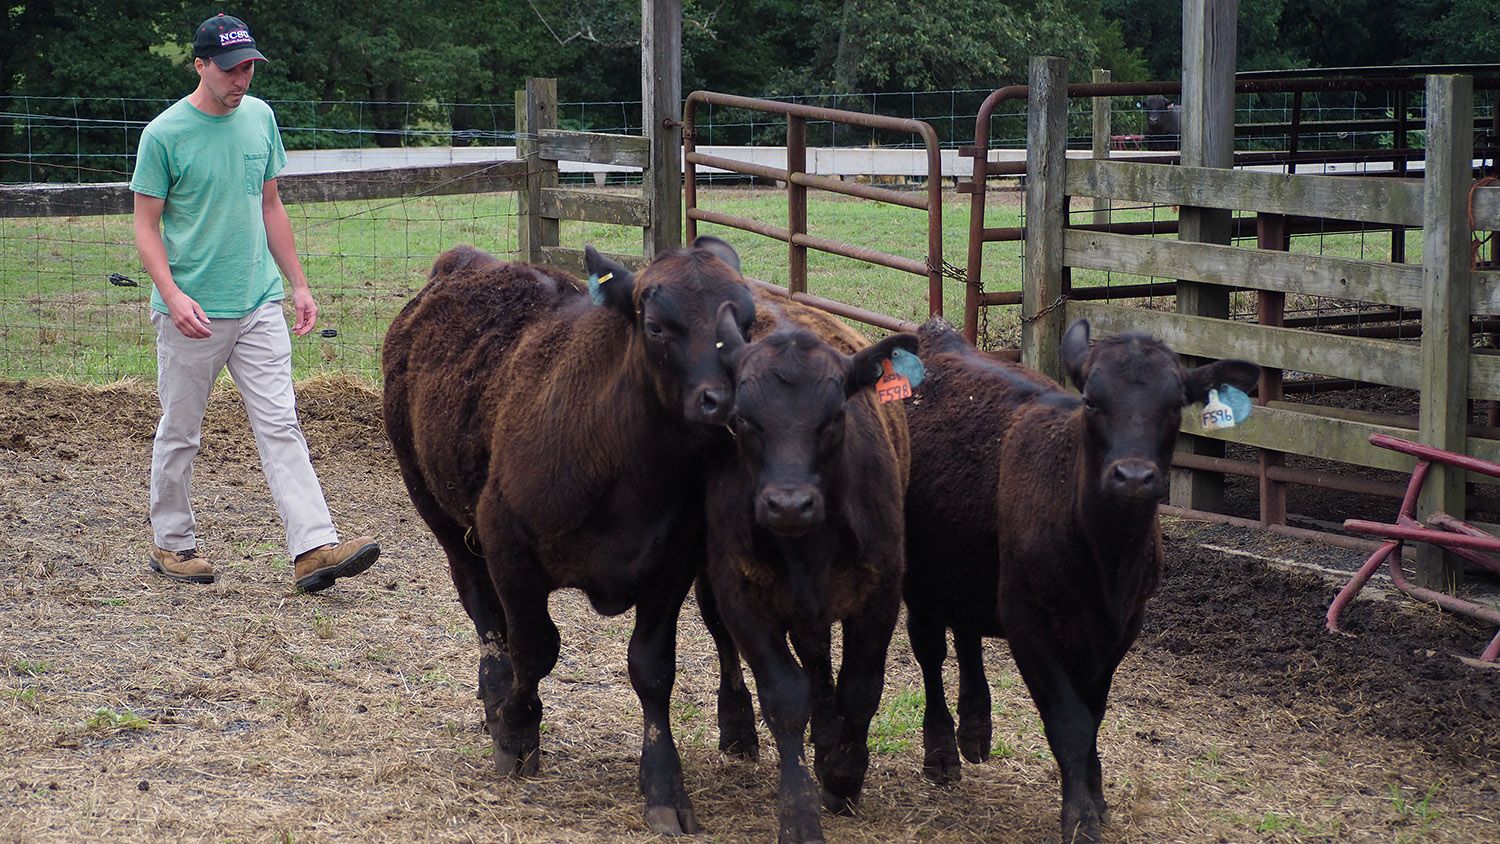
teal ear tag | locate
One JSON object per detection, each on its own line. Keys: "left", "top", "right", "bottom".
{"left": 1220, "top": 384, "right": 1253, "bottom": 424}
{"left": 891, "top": 348, "right": 926, "bottom": 388}
{"left": 587, "top": 271, "right": 613, "bottom": 306}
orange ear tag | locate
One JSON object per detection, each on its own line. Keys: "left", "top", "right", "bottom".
{"left": 875, "top": 358, "right": 912, "bottom": 403}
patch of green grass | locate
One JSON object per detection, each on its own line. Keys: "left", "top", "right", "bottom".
{"left": 868, "top": 689, "right": 925, "bottom": 755}
{"left": 11, "top": 659, "right": 52, "bottom": 676}
{"left": 1389, "top": 781, "right": 1443, "bottom": 837}
{"left": 3, "top": 687, "right": 39, "bottom": 702}
{"left": 1254, "top": 811, "right": 1307, "bottom": 834}
{"left": 311, "top": 610, "right": 336, "bottom": 640}
{"left": 83, "top": 706, "right": 150, "bottom": 733}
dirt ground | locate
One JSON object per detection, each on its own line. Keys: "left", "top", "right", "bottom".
{"left": 1, "top": 378, "right": 1497, "bottom": 843}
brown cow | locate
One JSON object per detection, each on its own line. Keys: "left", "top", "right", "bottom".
{"left": 381, "top": 238, "right": 755, "bottom": 835}
{"left": 701, "top": 301, "right": 915, "bottom": 843}
{"left": 903, "top": 318, "right": 1258, "bottom": 843}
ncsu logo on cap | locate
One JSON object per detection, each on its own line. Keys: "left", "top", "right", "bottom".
{"left": 220, "top": 29, "right": 253, "bottom": 47}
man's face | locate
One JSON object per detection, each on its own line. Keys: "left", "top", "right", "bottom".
{"left": 195, "top": 58, "right": 257, "bottom": 113}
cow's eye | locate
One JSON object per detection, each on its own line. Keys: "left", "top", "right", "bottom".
{"left": 644, "top": 320, "right": 665, "bottom": 338}
{"left": 1082, "top": 395, "right": 1099, "bottom": 412}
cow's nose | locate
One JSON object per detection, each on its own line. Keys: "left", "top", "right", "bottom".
{"left": 698, "top": 386, "right": 729, "bottom": 421}
{"left": 761, "top": 486, "right": 822, "bottom": 534}
{"left": 1107, "top": 460, "right": 1161, "bottom": 498}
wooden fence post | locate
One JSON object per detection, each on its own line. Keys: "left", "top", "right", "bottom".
{"left": 1417, "top": 73, "right": 1475, "bottom": 592}
{"left": 1023, "top": 56, "right": 1069, "bottom": 382}
{"left": 1091, "top": 68, "right": 1112, "bottom": 226}
{"left": 516, "top": 78, "right": 559, "bottom": 265}
{"left": 1169, "top": 0, "right": 1237, "bottom": 512}
{"left": 643, "top": 0, "right": 683, "bottom": 258}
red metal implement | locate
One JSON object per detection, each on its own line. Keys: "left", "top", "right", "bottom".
{"left": 1327, "top": 434, "right": 1500, "bottom": 662}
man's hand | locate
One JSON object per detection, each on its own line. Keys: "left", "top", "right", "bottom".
{"left": 291, "top": 286, "right": 318, "bottom": 336}
{"left": 166, "top": 292, "right": 213, "bottom": 339}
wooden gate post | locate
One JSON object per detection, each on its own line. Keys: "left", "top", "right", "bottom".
{"left": 1022, "top": 56, "right": 1070, "bottom": 382}
{"left": 1169, "top": 0, "right": 1237, "bottom": 512}
{"left": 1417, "top": 73, "right": 1476, "bottom": 592}
{"left": 643, "top": 0, "right": 683, "bottom": 258}
{"left": 516, "top": 78, "right": 559, "bottom": 265}
{"left": 1091, "top": 68, "right": 1112, "bottom": 226}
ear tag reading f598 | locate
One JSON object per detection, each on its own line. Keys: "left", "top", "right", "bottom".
{"left": 587, "top": 271, "right": 613, "bottom": 307}
{"left": 876, "top": 359, "right": 912, "bottom": 403}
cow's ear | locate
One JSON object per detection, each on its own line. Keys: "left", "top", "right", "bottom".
{"left": 1061, "top": 319, "right": 1092, "bottom": 391}
{"left": 716, "top": 301, "right": 749, "bottom": 370}
{"left": 1185, "top": 359, "right": 1261, "bottom": 405}
{"left": 846, "top": 333, "right": 920, "bottom": 398}
{"left": 693, "top": 235, "right": 741, "bottom": 274}
{"left": 584, "top": 245, "right": 636, "bottom": 315}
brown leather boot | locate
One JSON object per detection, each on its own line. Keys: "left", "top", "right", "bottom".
{"left": 148, "top": 546, "right": 216, "bottom": 584}
{"left": 293, "top": 536, "right": 380, "bottom": 593}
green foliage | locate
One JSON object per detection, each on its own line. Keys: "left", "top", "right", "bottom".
{"left": 868, "top": 689, "right": 925, "bottom": 754}
{"left": 83, "top": 706, "right": 151, "bottom": 733}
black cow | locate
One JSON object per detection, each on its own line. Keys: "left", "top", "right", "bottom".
{"left": 381, "top": 237, "right": 754, "bottom": 835}
{"left": 1143, "top": 94, "right": 1181, "bottom": 150}
{"left": 702, "top": 302, "right": 915, "bottom": 843}
{"left": 903, "top": 318, "right": 1258, "bottom": 842}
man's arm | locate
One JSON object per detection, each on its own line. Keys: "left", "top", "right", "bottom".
{"left": 134, "top": 192, "right": 212, "bottom": 339}
{"left": 262, "top": 178, "right": 316, "bottom": 336}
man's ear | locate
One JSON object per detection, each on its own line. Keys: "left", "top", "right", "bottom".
{"left": 584, "top": 245, "right": 636, "bottom": 316}
{"left": 1061, "top": 319, "right": 1091, "bottom": 392}
{"left": 693, "top": 235, "right": 741, "bottom": 274}
{"left": 845, "top": 333, "right": 920, "bottom": 398}
{"left": 1185, "top": 359, "right": 1261, "bottom": 405}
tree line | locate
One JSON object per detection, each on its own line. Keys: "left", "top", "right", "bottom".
{"left": 2, "top": 1, "right": 1495, "bottom": 178}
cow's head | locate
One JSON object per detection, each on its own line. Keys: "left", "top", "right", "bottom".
{"left": 584, "top": 236, "right": 755, "bottom": 426}
{"left": 717, "top": 303, "right": 917, "bottom": 537}
{"left": 1061, "top": 319, "right": 1259, "bottom": 505}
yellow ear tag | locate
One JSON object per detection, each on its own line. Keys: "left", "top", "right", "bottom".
{"left": 876, "top": 359, "right": 912, "bottom": 403}
{"left": 597, "top": 272, "right": 613, "bottom": 284}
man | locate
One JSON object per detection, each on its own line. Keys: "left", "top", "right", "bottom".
{"left": 131, "top": 13, "right": 379, "bottom": 591}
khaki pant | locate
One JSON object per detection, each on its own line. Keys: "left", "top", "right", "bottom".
{"left": 150, "top": 301, "right": 338, "bottom": 558}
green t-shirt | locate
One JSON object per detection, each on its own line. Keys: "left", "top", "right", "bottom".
{"left": 130, "top": 95, "right": 289, "bottom": 319}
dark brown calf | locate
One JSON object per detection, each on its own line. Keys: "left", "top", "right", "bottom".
{"left": 381, "top": 238, "right": 754, "bottom": 835}
{"left": 904, "top": 318, "right": 1258, "bottom": 843}
{"left": 702, "top": 303, "right": 915, "bottom": 844}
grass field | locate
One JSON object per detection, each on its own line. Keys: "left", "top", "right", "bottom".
{"left": 0, "top": 184, "right": 1421, "bottom": 382}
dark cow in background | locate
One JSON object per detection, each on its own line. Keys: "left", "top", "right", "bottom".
{"left": 381, "top": 237, "right": 755, "bottom": 835}
{"left": 903, "top": 318, "right": 1258, "bottom": 843}
{"left": 702, "top": 300, "right": 915, "bottom": 844}
{"left": 1143, "top": 94, "right": 1182, "bottom": 150}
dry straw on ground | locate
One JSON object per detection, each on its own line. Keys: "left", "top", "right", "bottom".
{"left": 1, "top": 378, "right": 1496, "bottom": 842}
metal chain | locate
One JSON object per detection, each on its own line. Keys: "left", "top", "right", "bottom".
{"left": 1021, "top": 293, "right": 1069, "bottom": 324}
{"left": 927, "top": 258, "right": 971, "bottom": 286}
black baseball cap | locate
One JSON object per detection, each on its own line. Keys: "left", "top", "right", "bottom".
{"left": 193, "top": 14, "right": 268, "bottom": 69}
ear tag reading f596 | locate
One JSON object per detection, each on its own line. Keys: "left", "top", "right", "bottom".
{"left": 1200, "top": 384, "right": 1252, "bottom": 431}
{"left": 876, "top": 359, "right": 912, "bottom": 403}
{"left": 587, "top": 271, "right": 613, "bottom": 307}
{"left": 1200, "top": 388, "right": 1235, "bottom": 431}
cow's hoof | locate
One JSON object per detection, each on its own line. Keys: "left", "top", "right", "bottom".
{"left": 957, "top": 720, "right": 992, "bottom": 763}
{"left": 1062, "top": 806, "right": 1102, "bottom": 843}
{"left": 921, "top": 749, "right": 962, "bottom": 785}
{"left": 958, "top": 734, "right": 991, "bottom": 764}
{"left": 820, "top": 786, "right": 857, "bottom": 816}
{"left": 719, "top": 732, "right": 759, "bottom": 761}
{"left": 492, "top": 737, "right": 540, "bottom": 777}
{"left": 645, "top": 805, "right": 702, "bottom": 836}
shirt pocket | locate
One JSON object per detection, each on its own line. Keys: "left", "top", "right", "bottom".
{"left": 243, "top": 152, "right": 270, "bottom": 195}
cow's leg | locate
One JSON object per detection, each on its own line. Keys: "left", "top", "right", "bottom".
{"left": 1010, "top": 635, "right": 1103, "bottom": 844}
{"left": 953, "top": 629, "right": 993, "bottom": 764}
{"left": 630, "top": 570, "right": 702, "bottom": 836}
{"left": 726, "top": 606, "right": 823, "bottom": 844}
{"left": 1081, "top": 669, "right": 1118, "bottom": 820}
{"left": 821, "top": 588, "right": 898, "bottom": 815}
{"left": 483, "top": 517, "right": 558, "bottom": 778}
{"left": 789, "top": 627, "right": 839, "bottom": 793}
{"left": 907, "top": 607, "right": 960, "bottom": 784}
{"left": 389, "top": 462, "right": 513, "bottom": 755}
{"left": 696, "top": 574, "right": 758, "bottom": 759}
